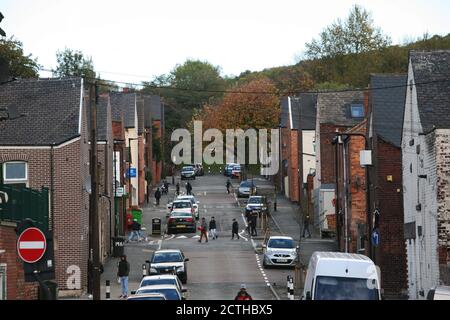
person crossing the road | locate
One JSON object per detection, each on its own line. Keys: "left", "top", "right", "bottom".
{"left": 186, "top": 182, "right": 192, "bottom": 195}
{"left": 226, "top": 179, "right": 232, "bottom": 194}
{"left": 127, "top": 219, "right": 145, "bottom": 242}
{"left": 234, "top": 284, "right": 252, "bottom": 300}
{"left": 231, "top": 218, "right": 240, "bottom": 240}
{"left": 209, "top": 216, "right": 217, "bottom": 240}
{"left": 302, "top": 214, "right": 311, "bottom": 238}
{"left": 198, "top": 217, "right": 208, "bottom": 243}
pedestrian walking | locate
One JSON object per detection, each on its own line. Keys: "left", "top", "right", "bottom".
{"left": 186, "top": 182, "right": 192, "bottom": 195}
{"left": 117, "top": 255, "right": 130, "bottom": 299}
{"left": 154, "top": 187, "right": 161, "bottom": 205}
{"left": 198, "top": 217, "right": 208, "bottom": 243}
{"left": 234, "top": 284, "right": 252, "bottom": 300}
{"left": 209, "top": 216, "right": 217, "bottom": 240}
{"left": 226, "top": 179, "right": 231, "bottom": 194}
{"left": 231, "top": 218, "right": 240, "bottom": 240}
{"left": 302, "top": 214, "right": 311, "bottom": 238}
{"left": 250, "top": 211, "right": 258, "bottom": 236}
{"left": 127, "top": 219, "right": 145, "bottom": 242}
{"left": 176, "top": 182, "right": 180, "bottom": 196}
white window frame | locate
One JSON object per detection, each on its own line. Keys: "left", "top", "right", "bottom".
{"left": 2, "top": 161, "right": 28, "bottom": 187}
{"left": 0, "top": 263, "right": 6, "bottom": 300}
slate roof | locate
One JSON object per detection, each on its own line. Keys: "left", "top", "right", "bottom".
{"left": 370, "top": 74, "right": 407, "bottom": 148}
{"left": 410, "top": 50, "right": 450, "bottom": 132}
{"left": 143, "top": 95, "right": 154, "bottom": 128}
{"left": 0, "top": 77, "right": 83, "bottom": 146}
{"left": 298, "top": 93, "right": 317, "bottom": 130}
{"left": 316, "top": 91, "right": 365, "bottom": 127}
{"left": 86, "top": 95, "right": 109, "bottom": 141}
{"left": 280, "top": 96, "right": 290, "bottom": 128}
{"left": 149, "top": 95, "right": 163, "bottom": 121}
{"left": 110, "top": 92, "right": 136, "bottom": 128}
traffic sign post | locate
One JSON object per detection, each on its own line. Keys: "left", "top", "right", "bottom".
{"left": 17, "top": 227, "right": 47, "bottom": 264}
{"left": 371, "top": 229, "right": 380, "bottom": 247}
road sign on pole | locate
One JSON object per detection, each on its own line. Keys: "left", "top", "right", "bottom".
{"left": 371, "top": 229, "right": 380, "bottom": 247}
{"left": 17, "top": 227, "right": 47, "bottom": 263}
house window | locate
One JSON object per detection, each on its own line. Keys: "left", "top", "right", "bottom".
{"left": 0, "top": 264, "right": 6, "bottom": 300}
{"left": 350, "top": 104, "right": 365, "bottom": 118}
{"left": 2, "top": 162, "right": 28, "bottom": 188}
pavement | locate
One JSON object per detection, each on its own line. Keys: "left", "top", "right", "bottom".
{"left": 77, "top": 174, "right": 338, "bottom": 301}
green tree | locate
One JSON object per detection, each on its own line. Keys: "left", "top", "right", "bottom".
{"left": 305, "top": 5, "right": 391, "bottom": 59}
{"left": 0, "top": 37, "right": 40, "bottom": 78}
{"left": 54, "top": 48, "right": 95, "bottom": 78}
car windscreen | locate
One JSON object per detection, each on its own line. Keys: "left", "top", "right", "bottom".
{"left": 268, "top": 238, "right": 295, "bottom": 248}
{"left": 314, "top": 276, "right": 379, "bottom": 300}
{"left": 182, "top": 167, "right": 194, "bottom": 171}
{"left": 135, "top": 288, "right": 180, "bottom": 300}
{"left": 248, "top": 197, "right": 262, "bottom": 204}
{"left": 240, "top": 181, "right": 255, "bottom": 188}
{"left": 178, "top": 197, "right": 195, "bottom": 204}
{"left": 173, "top": 202, "right": 191, "bottom": 209}
{"left": 140, "top": 278, "right": 177, "bottom": 287}
{"left": 152, "top": 252, "right": 183, "bottom": 263}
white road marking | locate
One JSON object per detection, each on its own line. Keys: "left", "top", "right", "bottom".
{"left": 238, "top": 230, "right": 248, "bottom": 242}
{"left": 165, "top": 234, "right": 175, "bottom": 241}
{"left": 176, "top": 235, "right": 187, "bottom": 239}
{"left": 191, "top": 235, "right": 200, "bottom": 239}
{"left": 204, "top": 191, "right": 207, "bottom": 196}
{"left": 157, "top": 240, "right": 162, "bottom": 250}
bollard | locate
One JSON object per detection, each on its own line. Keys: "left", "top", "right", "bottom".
{"left": 105, "top": 280, "right": 110, "bottom": 300}
{"left": 142, "top": 264, "right": 147, "bottom": 278}
{"left": 287, "top": 276, "right": 295, "bottom": 300}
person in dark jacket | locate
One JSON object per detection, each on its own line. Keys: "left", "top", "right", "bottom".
{"left": 127, "top": 219, "right": 145, "bottom": 242}
{"left": 117, "top": 255, "right": 130, "bottom": 299}
{"left": 186, "top": 182, "right": 192, "bottom": 195}
{"left": 231, "top": 218, "right": 240, "bottom": 240}
{"left": 176, "top": 182, "right": 180, "bottom": 196}
{"left": 155, "top": 187, "right": 162, "bottom": 205}
{"left": 226, "top": 179, "right": 232, "bottom": 194}
{"left": 302, "top": 215, "right": 311, "bottom": 238}
{"left": 249, "top": 211, "right": 258, "bottom": 236}
{"left": 209, "top": 217, "right": 217, "bottom": 240}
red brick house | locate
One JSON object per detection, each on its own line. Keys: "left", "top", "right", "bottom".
{"left": 314, "top": 91, "right": 365, "bottom": 237}
{"left": 0, "top": 78, "right": 104, "bottom": 296}
{"left": 334, "top": 74, "right": 408, "bottom": 298}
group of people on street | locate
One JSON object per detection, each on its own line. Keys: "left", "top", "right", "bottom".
{"left": 155, "top": 181, "right": 193, "bottom": 205}
{"left": 198, "top": 216, "right": 218, "bottom": 242}
{"left": 245, "top": 210, "right": 258, "bottom": 237}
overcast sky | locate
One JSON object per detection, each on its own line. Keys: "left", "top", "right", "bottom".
{"left": 2, "top": 0, "right": 450, "bottom": 84}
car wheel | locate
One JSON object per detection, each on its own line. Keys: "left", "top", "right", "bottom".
{"left": 263, "top": 257, "right": 269, "bottom": 269}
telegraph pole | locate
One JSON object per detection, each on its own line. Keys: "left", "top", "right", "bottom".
{"left": 88, "top": 80, "right": 101, "bottom": 300}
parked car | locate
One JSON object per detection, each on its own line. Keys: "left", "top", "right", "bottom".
{"left": 167, "top": 211, "right": 196, "bottom": 233}
{"left": 427, "top": 286, "right": 450, "bottom": 300}
{"left": 176, "top": 195, "right": 200, "bottom": 220}
{"left": 262, "top": 236, "right": 298, "bottom": 268}
{"left": 300, "top": 251, "right": 381, "bottom": 300}
{"left": 193, "top": 163, "right": 204, "bottom": 176}
{"left": 126, "top": 293, "right": 167, "bottom": 300}
{"left": 245, "top": 196, "right": 269, "bottom": 215}
{"left": 223, "top": 163, "right": 237, "bottom": 176}
{"left": 231, "top": 164, "right": 241, "bottom": 179}
{"left": 237, "top": 180, "right": 257, "bottom": 197}
{"left": 181, "top": 166, "right": 196, "bottom": 180}
{"left": 134, "top": 284, "right": 184, "bottom": 300}
{"left": 146, "top": 249, "right": 189, "bottom": 284}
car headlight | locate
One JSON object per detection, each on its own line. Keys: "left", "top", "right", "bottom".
{"left": 176, "top": 266, "right": 185, "bottom": 272}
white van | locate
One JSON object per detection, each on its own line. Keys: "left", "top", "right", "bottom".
{"left": 301, "top": 251, "right": 381, "bottom": 300}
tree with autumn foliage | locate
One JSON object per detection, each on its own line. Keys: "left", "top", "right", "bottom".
{"left": 195, "top": 77, "right": 279, "bottom": 131}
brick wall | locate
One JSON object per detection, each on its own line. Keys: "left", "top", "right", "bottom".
{"left": 289, "top": 130, "right": 299, "bottom": 202}
{"left": 319, "top": 124, "right": 350, "bottom": 185}
{"left": 0, "top": 224, "right": 39, "bottom": 299}
{"left": 375, "top": 138, "right": 407, "bottom": 297}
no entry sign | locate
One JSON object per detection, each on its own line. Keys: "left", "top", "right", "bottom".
{"left": 17, "top": 227, "right": 47, "bottom": 263}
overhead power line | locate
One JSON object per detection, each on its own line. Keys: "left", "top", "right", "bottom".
{"left": 38, "top": 67, "right": 450, "bottom": 96}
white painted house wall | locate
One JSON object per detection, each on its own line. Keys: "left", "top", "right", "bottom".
{"left": 402, "top": 59, "right": 440, "bottom": 299}
{"left": 302, "top": 130, "right": 316, "bottom": 183}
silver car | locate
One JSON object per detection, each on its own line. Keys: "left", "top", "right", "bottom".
{"left": 263, "top": 236, "right": 299, "bottom": 268}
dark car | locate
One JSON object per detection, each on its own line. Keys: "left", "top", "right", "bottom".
{"left": 181, "top": 166, "right": 196, "bottom": 180}
{"left": 167, "top": 211, "right": 196, "bottom": 234}
{"left": 223, "top": 163, "right": 236, "bottom": 177}
{"left": 146, "top": 249, "right": 189, "bottom": 284}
